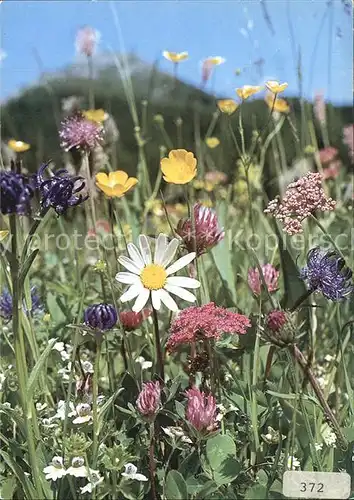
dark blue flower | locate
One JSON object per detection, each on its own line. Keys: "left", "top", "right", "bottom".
{"left": 84, "top": 304, "right": 117, "bottom": 331}
{"left": 300, "top": 247, "right": 353, "bottom": 301}
{"left": 0, "top": 170, "right": 35, "bottom": 215}
{"left": 0, "top": 286, "right": 43, "bottom": 320}
{"left": 37, "top": 162, "right": 88, "bottom": 215}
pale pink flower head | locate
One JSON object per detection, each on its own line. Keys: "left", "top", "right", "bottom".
{"left": 318, "top": 147, "right": 338, "bottom": 165}
{"left": 185, "top": 387, "right": 218, "bottom": 433}
{"left": 60, "top": 113, "right": 103, "bottom": 152}
{"left": 136, "top": 381, "right": 161, "bottom": 418}
{"left": 343, "top": 124, "right": 354, "bottom": 163}
{"left": 264, "top": 172, "right": 336, "bottom": 235}
{"left": 323, "top": 160, "right": 341, "bottom": 180}
{"left": 75, "top": 26, "right": 100, "bottom": 57}
{"left": 204, "top": 171, "right": 228, "bottom": 185}
{"left": 248, "top": 264, "right": 280, "bottom": 295}
{"left": 314, "top": 91, "right": 326, "bottom": 124}
{"left": 166, "top": 302, "right": 251, "bottom": 352}
{"left": 176, "top": 203, "right": 224, "bottom": 256}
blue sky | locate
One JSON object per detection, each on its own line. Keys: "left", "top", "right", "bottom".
{"left": 1, "top": 0, "right": 352, "bottom": 105}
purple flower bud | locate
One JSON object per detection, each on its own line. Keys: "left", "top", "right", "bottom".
{"left": 185, "top": 387, "right": 217, "bottom": 433}
{"left": 136, "top": 381, "right": 161, "bottom": 417}
{"left": 84, "top": 303, "right": 117, "bottom": 331}
{"left": 300, "top": 247, "right": 353, "bottom": 301}
{"left": 176, "top": 203, "right": 224, "bottom": 256}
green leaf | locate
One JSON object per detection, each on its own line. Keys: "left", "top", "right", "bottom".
{"left": 165, "top": 470, "right": 188, "bottom": 500}
{"left": 195, "top": 480, "right": 219, "bottom": 499}
{"left": 19, "top": 249, "right": 39, "bottom": 286}
{"left": 0, "top": 450, "right": 37, "bottom": 500}
{"left": 245, "top": 484, "right": 268, "bottom": 499}
{"left": 0, "top": 476, "right": 17, "bottom": 500}
{"left": 27, "top": 339, "right": 56, "bottom": 399}
{"left": 175, "top": 400, "right": 185, "bottom": 419}
{"left": 211, "top": 201, "right": 237, "bottom": 305}
{"left": 205, "top": 435, "right": 240, "bottom": 486}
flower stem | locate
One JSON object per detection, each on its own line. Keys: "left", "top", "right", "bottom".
{"left": 152, "top": 304, "right": 164, "bottom": 381}
{"left": 310, "top": 214, "right": 346, "bottom": 261}
{"left": 291, "top": 345, "right": 347, "bottom": 448}
{"left": 9, "top": 215, "right": 44, "bottom": 498}
{"left": 149, "top": 422, "right": 158, "bottom": 500}
{"left": 92, "top": 335, "right": 102, "bottom": 467}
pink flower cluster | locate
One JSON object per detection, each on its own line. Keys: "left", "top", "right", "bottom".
{"left": 318, "top": 147, "right": 337, "bottom": 165}
{"left": 248, "top": 264, "right": 279, "bottom": 295}
{"left": 75, "top": 26, "right": 100, "bottom": 57}
{"left": 176, "top": 203, "right": 224, "bottom": 256}
{"left": 264, "top": 172, "right": 336, "bottom": 234}
{"left": 314, "top": 91, "right": 326, "bottom": 124}
{"left": 166, "top": 302, "right": 251, "bottom": 351}
{"left": 60, "top": 113, "right": 103, "bottom": 152}
{"left": 136, "top": 381, "right": 161, "bottom": 418}
{"left": 185, "top": 387, "right": 218, "bottom": 433}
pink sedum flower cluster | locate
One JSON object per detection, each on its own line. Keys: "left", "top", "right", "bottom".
{"left": 136, "top": 381, "right": 161, "bottom": 418}
{"left": 264, "top": 172, "right": 336, "bottom": 234}
{"left": 185, "top": 387, "right": 218, "bottom": 433}
{"left": 248, "top": 264, "right": 279, "bottom": 295}
{"left": 166, "top": 302, "right": 251, "bottom": 352}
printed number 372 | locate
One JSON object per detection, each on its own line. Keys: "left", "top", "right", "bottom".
{"left": 300, "top": 483, "right": 324, "bottom": 493}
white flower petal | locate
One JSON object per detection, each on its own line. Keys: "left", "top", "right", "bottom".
{"left": 132, "top": 288, "right": 150, "bottom": 312}
{"left": 124, "top": 463, "right": 137, "bottom": 475}
{"left": 115, "top": 272, "right": 140, "bottom": 285}
{"left": 165, "top": 252, "right": 196, "bottom": 275}
{"left": 120, "top": 284, "right": 143, "bottom": 303}
{"left": 161, "top": 238, "right": 180, "bottom": 267}
{"left": 164, "top": 284, "right": 197, "bottom": 303}
{"left": 159, "top": 289, "right": 178, "bottom": 312}
{"left": 151, "top": 289, "right": 162, "bottom": 310}
{"left": 166, "top": 276, "right": 200, "bottom": 289}
{"left": 154, "top": 234, "right": 168, "bottom": 264}
{"left": 118, "top": 256, "right": 143, "bottom": 274}
{"left": 138, "top": 235, "right": 152, "bottom": 265}
{"left": 127, "top": 243, "right": 145, "bottom": 268}
{"left": 133, "top": 473, "right": 148, "bottom": 482}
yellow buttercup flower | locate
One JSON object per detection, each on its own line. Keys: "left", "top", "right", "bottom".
{"left": 204, "top": 56, "right": 226, "bottom": 66}
{"left": 205, "top": 137, "right": 220, "bottom": 149}
{"left": 265, "top": 94, "right": 290, "bottom": 113}
{"left": 8, "top": 139, "right": 30, "bottom": 153}
{"left": 95, "top": 171, "right": 138, "bottom": 198}
{"left": 217, "top": 99, "right": 239, "bottom": 115}
{"left": 265, "top": 80, "right": 288, "bottom": 94}
{"left": 83, "top": 109, "right": 106, "bottom": 123}
{"left": 160, "top": 149, "right": 197, "bottom": 184}
{"left": 236, "top": 85, "right": 262, "bottom": 100}
{"left": 162, "top": 51, "right": 189, "bottom": 63}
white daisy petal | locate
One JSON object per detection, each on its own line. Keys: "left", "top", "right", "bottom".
{"left": 138, "top": 235, "right": 152, "bottom": 265}
{"left": 118, "top": 256, "right": 143, "bottom": 274}
{"left": 154, "top": 234, "right": 168, "bottom": 264}
{"left": 132, "top": 288, "right": 150, "bottom": 312}
{"left": 151, "top": 289, "right": 162, "bottom": 310}
{"left": 127, "top": 243, "right": 145, "bottom": 268}
{"left": 166, "top": 276, "right": 201, "bottom": 289}
{"left": 115, "top": 272, "right": 140, "bottom": 285}
{"left": 159, "top": 289, "right": 178, "bottom": 312}
{"left": 120, "top": 284, "right": 143, "bottom": 303}
{"left": 165, "top": 252, "right": 196, "bottom": 275}
{"left": 161, "top": 238, "right": 180, "bottom": 267}
{"left": 164, "top": 284, "right": 197, "bottom": 303}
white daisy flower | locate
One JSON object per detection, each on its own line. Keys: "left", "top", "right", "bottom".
{"left": 121, "top": 463, "right": 148, "bottom": 482}
{"left": 67, "top": 456, "right": 88, "bottom": 478}
{"left": 43, "top": 456, "right": 67, "bottom": 481}
{"left": 115, "top": 234, "right": 200, "bottom": 313}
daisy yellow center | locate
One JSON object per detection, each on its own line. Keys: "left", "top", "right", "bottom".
{"left": 140, "top": 264, "right": 167, "bottom": 290}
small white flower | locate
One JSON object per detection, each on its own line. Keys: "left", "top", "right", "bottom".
{"left": 121, "top": 463, "right": 148, "bottom": 482}
{"left": 67, "top": 456, "right": 88, "bottom": 478}
{"left": 52, "top": 400, "right": 76, "bottom": 421}
{"left": 115, "top": 234, "right": 200, "bottom": 312}
{"left": 36, "top": 402, "right": 47, "bottom": 412}
{"left": 161, "top": 427, "right": 192, "bottom": 444}
{"left": 136, "top": 356, "right": 153, "bottom": 370}
{"left": 43, "top": 456, "right": 67, "bottom": 481}
{"left": 0, "top": 373, "right": 6, "bottom": 391}
{"left": 315, "top": 442, "right": 323, "bottom": 451}
{"left": 287, "top": 456, "right": 300, "bottom": 470}
{"left": 82, "top": 360, "right": 94, "bottom": 373}
{"left": 80, "top": 470, "right": 104, "bottom": 494}
{"left": 72, "top": 403, "right": 92, "bottom": 424}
